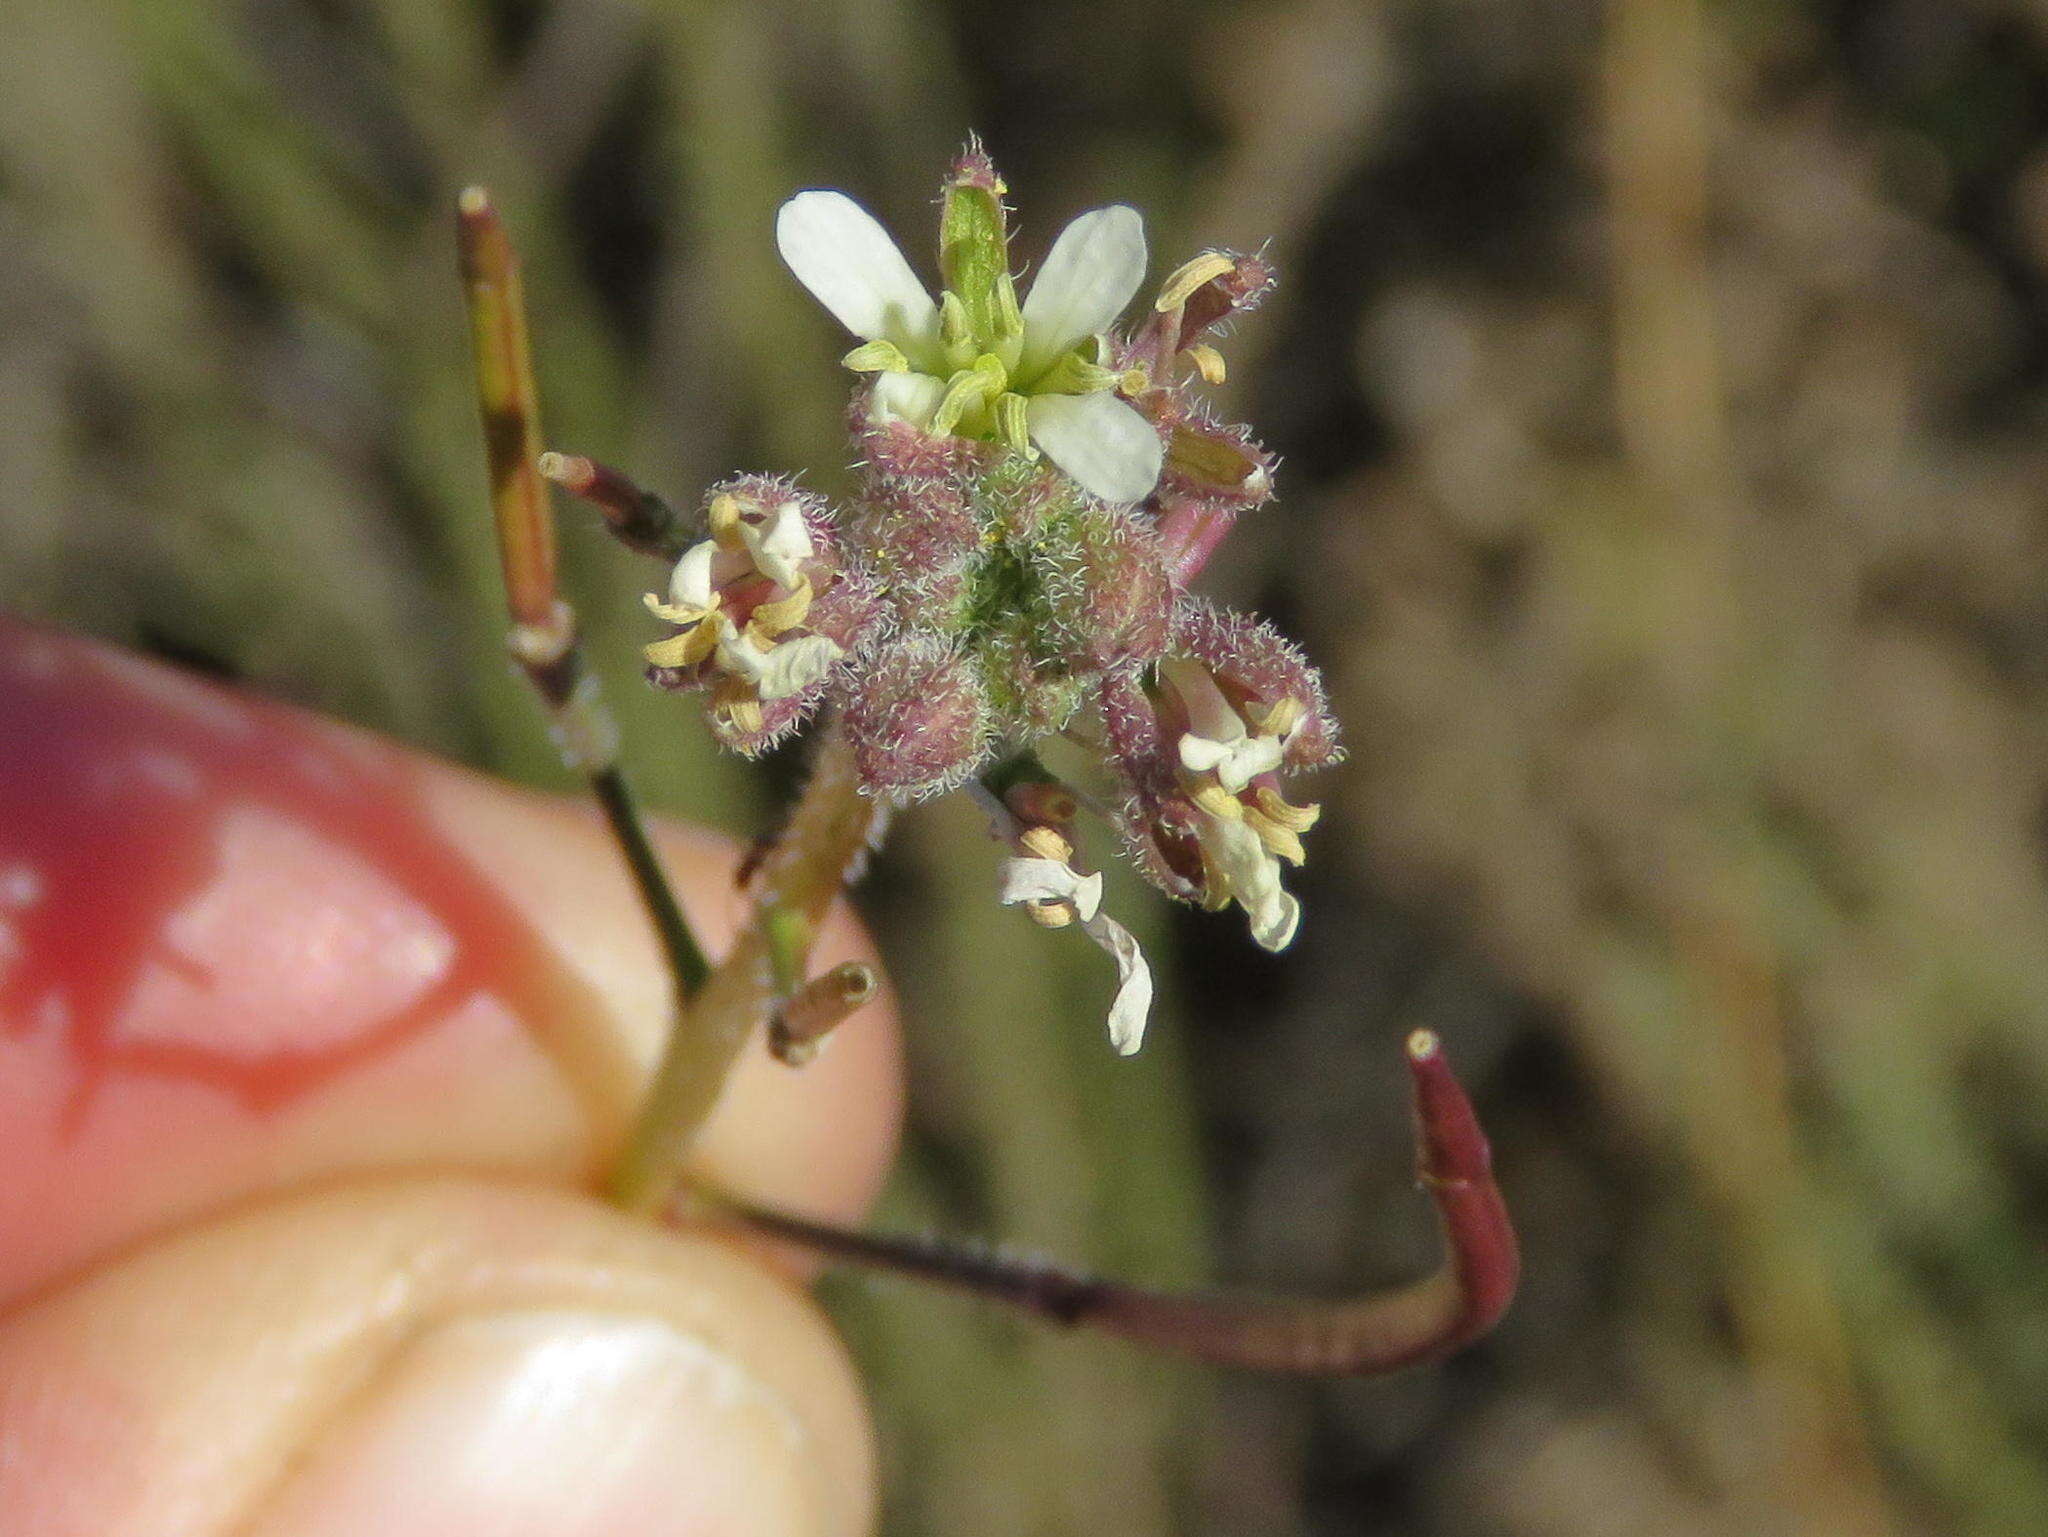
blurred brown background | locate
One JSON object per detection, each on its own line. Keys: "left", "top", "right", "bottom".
{"left": 5, "top": 0, "right": 2048, "bottom": 1531}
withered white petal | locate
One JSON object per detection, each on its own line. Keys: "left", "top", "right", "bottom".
{"left": 1078, "top": 907, "right": 1154, "bottom": 1054}
{"left": 996, "top": 855, "right": 1105, "bottom": 923}
{"left": 1019, "top": 205, "right": 1147, "bottom": 380}
{"left": 1163, "top": 658, "right": 1286, "bottom": 793}
{"left": 1025, "top": 390, "right": 1164, "bottom": 505}
{"left": 718, "top": 630, "right": 842, "bottom": 701}
{"left": 1202, "top": 811, "right": 1301, "bottom": 951}
{"left": 776, "top": 191, "right": 939, "bottom": 355}
{"left": 1179, "top": 731, "right": 1284, "bottom": 796}
{"left": 998, "top": 856, "right": 1154, "bottom": 1052}
{"left": 667, "top": 540, "right": 718, "bottom": 611}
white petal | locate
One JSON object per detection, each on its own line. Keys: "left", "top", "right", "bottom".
{"left": 718, "top": 631, "right": 841, "bottom": 700}
{"left": 997, "top": 856, "right": 1104, "bottom": 922}
{"left": 1026, "top": 391, "right": 1164, "bottom": 504}
{"left": 748, "top": 501, "right": 815, "bottom": 589}
{"left": 776, "top": 191, "right": 938, "bottom": 353}
{"left": 869, "top": 370, "right": 947, "bottom": 428}
{"left": 1203, "top": 813, "right": 1301, "bottom": 951}
{"left": 1247, "top": 886, "right": 1300, "bottom": 952}
{"left": 1162, "top": 659, "right": 1241, "bottom": 744}
{"left": 1018, "top": 205, "right": 1148, "bottom": 379}
{"left": 1078, "top": 908, "right": 1155, "bottom": 1054}
{"left": 668, "top": 540, "right": 718, "bottom": 610}
{"left": 1188, "top": 733, "right": 1284, "bottom": 795}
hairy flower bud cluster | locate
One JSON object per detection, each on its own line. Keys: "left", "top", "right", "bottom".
{"left": 610, "top": 145, "right": 1337, "bottom": 1050}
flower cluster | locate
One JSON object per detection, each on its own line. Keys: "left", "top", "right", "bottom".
{"left": 614, "top": 144, "right": 1337, "bottom": 1052}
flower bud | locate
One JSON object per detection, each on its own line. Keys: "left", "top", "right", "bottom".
{"left": 841, "top": 634, "right": 992, "bottom": 800}
{"left": 1040, "top": 504, "right": 1174, "bottom": 668}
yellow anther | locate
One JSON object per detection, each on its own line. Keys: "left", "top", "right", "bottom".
{"left": 749, "top": 576, "right": 814, "bottom": 637}
{"left": 1193, "top": 839, "right": 1233, "bottom": 910}
{"left": 718, "top": 684, "right": 765, "bottom": 736}
{"left": 644, "top": 616, "right": 723, "bottom": 669}
{"left": 1182, "top": 344, "right": 1226, "bottom": 385}
{"left": 842, "top": 339, "right": 910, "bottom": 373}
{"left": 707, "top": 493, "right": 745, "bottom": 551}
{"left": 1119, "top": 365, "right": 1152, "bottom": 396}
{"left": 1188, "top": 779, "right": 1246, "bottom": 821}
{"left": 1018, "top": 825, "right": 1075, "bottom": 863}
{"left": 642, "top": 589, "right": 718, "bottom": 627}
{"left": 1025, "top": 898, "right": 1076, "bottom": 929}
{"left": 1155, "top": 251, "right": 1237, "bottom": 312}
{"left": 1244, "top": 807, "right": 1307, "bottom": 866}
{"left": 1248, "top": 696, "right": 1306, "bottom": 738}
{"left": 939, "top": 291, "right": 974, "bottom": 352}
{"left": 1253, "top": 784, "right": 1321, "bottom": 833}
{"left": 995, "top": 270, "right": 1023, "bottom": 339}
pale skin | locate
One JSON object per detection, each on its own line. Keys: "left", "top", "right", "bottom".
{"left": 0, "top": 619, "right": 902, "bottom": 1537}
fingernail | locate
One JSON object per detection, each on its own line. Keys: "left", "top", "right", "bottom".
{"left": 251, "top": 1309, "right": 830, "bottom": 1537}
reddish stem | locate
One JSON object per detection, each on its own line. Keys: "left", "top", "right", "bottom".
{"left": 538, "top": 452, "right": 690, "bottom": 561}
{"left": 723, "top": 1028, "right": 1518, "bottom": 1375}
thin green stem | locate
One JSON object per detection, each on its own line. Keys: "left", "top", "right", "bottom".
{"left": 611, "top": 724, "right": 882, "bottom": 1212}
{"left": 459, "top": 186, "right": 733, "bottom": 1190}
{"left": 591, "top": 766, "right": 711, "bottom": 997}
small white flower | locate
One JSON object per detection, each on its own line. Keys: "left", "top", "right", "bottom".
{"left": 998, "top": 855, "right": 1156, "bottom": 1054}
{"left": 643, "top": 494, "right": 837, "bottom": 702}
{"left": 1154, "top": 658, "right": 1318, "bottom": 950}
{"left": 777, "top": 189, "right": 1165, "bottom": 504}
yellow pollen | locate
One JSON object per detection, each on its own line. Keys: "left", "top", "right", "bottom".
{"left": 1188, "top": 779, "right": 1245, "bottom": 821}
{"left": 642, "top": 589, "right": 719, "bottom": 626}
{"left": 1192, "top": 838, "right": 1233, "bottom": 910}
{"left": 644, "top": 615, "right": 723, "bottom": 669}
{"left": 1155, "top": 251, "right": 1237, "bottom": 312}
{"left": 719, "top": 687, "right": 765, "bottom": 736}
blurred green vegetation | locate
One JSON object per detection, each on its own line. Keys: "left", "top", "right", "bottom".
{"left": 6, "top": 0, "right": 2048, "bottom": 1532}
